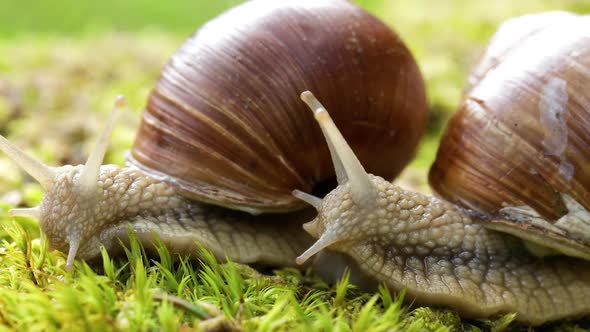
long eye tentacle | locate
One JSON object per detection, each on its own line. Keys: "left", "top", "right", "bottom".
{"left": 77, "top": 96, "right": 126, "bottom": 198}
{"left": 65, "top": 236, "right": 81, "bottom": 271}
{"left": 8, "top": 207, "right": 41, "bottom": 219}
{"left": 0, "top": 136, "right": 55, "bottom": 190}
{"left": 294, "top": 91, "right": 381, "bottom": 265}
{"left": 292, "top": 189, "right": 322, "bottom": 210}
{"left": 295, "top": 226, "right": 340, "bottom": 265}
{"left": 63, "top": 96, "right": 125, "bottom": 270}
{"left": 300, "top": 91, "right": 376, "bottom": 209}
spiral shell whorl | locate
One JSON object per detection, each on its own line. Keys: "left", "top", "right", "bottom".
{"left": 429, "top": 12, "right": 590, "bottom": 219}
{"left": 130, "top": 0, "right": 427, "bottom": 213}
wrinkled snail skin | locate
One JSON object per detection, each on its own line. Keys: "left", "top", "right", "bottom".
{"left": 295, "top": 92, "right": 590, "bottom": 325}
{"left": 39, "top": 164, "right": 313, "bottom": 268}
{"left": 0, "top": 98, "right": 313, "bottom": 269}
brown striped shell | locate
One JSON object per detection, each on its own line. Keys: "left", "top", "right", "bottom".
{"left": 128, "top": 0, "right": 427, "bottom": 214}
{"left": 429, "top": 11, "right": 590, "bottom": 221}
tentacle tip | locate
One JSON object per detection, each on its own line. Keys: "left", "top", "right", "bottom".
{"left": 292, "top": 189, "right": 322, "bottom": 210}
{"left": 65, "top": 238, "right": 81, "bottom": 272}
{"left": 0, "top": 135, "right": 56, "bottom": 189}
{"left": 300, "top": 90, "right": 313, "bottom": 101}
{"left": 295, "top": 246, "right": 318, "bottom": 266}
{"left": 299, "top": 91, "right": 328, "bottom": 121}
{"left": 8, "top": 206, "right": 41, "bottom": 219}
{"left": 295, "top": 255, "right": 308, "bottom": 265}
{"left": 65, "top": 260, "right": 74, "bottom": 272}
{"left": 114, "top": 95, "right": 127, "bottom": 108}
{"left": 295, "top": 233, "right": 337, "bottom": 266}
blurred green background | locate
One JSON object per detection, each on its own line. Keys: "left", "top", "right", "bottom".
{"left": 0, "top": 0, "right": 589, "bottom": 198}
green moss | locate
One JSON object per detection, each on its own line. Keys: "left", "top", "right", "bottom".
{"left": 0, "top": 220, "right": 539, "bottom": 331}
{"left": 2, "top": 1, "right": 590, "bottom": 331}
{"left": 0, "top": 217, "right": 588, "bottom": 331}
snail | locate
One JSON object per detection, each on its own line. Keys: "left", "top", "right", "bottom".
{"left": 292, "top": 11, "right": 590, "bottom": 325}
{"left": 1, "top": 0, "right": 589, "bottom": 326}
{"left": 0, "top": 2, "right": 427, "bottom": 278}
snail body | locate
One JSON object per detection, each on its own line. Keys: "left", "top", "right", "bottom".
{"left": 296, "top": 91, "right": 590, "bottom": 325}
{"left": 2, "top": 2, "right": 590, "bottom": 327}
{"left": 292, "top": 11, "right": 590, "bottom": 324}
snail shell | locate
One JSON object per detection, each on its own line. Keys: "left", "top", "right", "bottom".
{"left": 429, "top": 11, "right": 590, "bottom": 221}
{"left": 128, "top": 0, "right": 427, "bottom": 214}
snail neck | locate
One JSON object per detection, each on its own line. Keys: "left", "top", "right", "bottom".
{"left": 298, "top": 174, "right": 517, "bottom": 264}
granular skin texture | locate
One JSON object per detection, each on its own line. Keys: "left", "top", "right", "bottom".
{"left": 313, "top": 175, "right": 590, "bottom": 324}
{"left": 40, "top": 165, "right": 312, "bottom": 267}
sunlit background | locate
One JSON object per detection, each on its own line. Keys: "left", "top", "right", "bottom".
{"left": 0, "top": 0, "right": 589, "bottom": 201}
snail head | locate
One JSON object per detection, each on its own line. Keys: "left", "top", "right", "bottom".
{"left": 294, "top": 91, "right": 383, "bottom": 265}
{"left": 0, "top": 97, "right": 126, "bottom": 270}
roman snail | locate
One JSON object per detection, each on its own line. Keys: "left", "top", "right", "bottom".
{"left": 292, "top": 10, "right": 590, "bottom": 325}
{"left": 1, "top": 0, "right": 589, "bottom": 327}
{"left": 0, "top": 1, "right": 427, "bottom": 278}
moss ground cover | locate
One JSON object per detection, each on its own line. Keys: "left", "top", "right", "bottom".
{"left": 1, "top": 1, "right": 590, "bottom": 330}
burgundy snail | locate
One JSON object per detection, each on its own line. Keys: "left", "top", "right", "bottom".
{"left": 1, "top": 1, "right": 590, "bottom": 326}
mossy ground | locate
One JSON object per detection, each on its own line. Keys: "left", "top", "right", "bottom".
{"left": 0, "top": 221, "right": 519, "bottom": 331}
{"left": 1, "top": 1, "right": 590, "bottom": 331}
